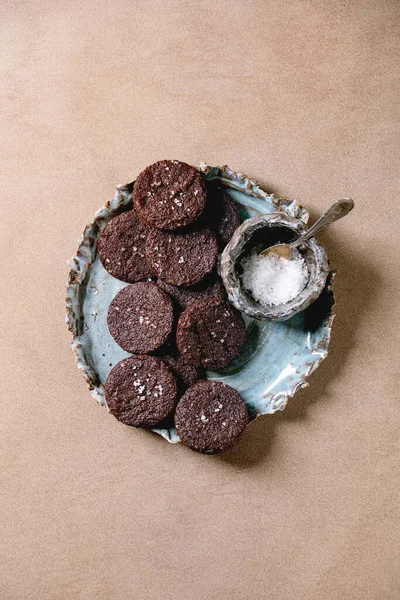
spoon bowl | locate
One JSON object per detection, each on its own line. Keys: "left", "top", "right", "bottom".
{"left": 261, "top": 244, "right": 292, "bottom": 260}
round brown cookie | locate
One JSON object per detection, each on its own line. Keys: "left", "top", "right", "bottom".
{"left": 176, "top": 298, "right": 246, "bottom": 371}
{"left": 97, "top": 209, "right": 152, "bottom": 283}
{"left": 107, "top": 282, "right": 174, "bottom": 353}
{"left": 157, "top": 274, "right": 224, "bottom": 311}
{"left": 162, "top": 352, "right": 203, "bottom": 393}
{"left": 133, "top": 160, "right": 207, "bottom": 230}
{"left": 105, "top": 355, "right": 177, "bottom": 428}
{"left": 202, "top": 183, "right": 241, "bottom": 249}
{"left": 216, "top": 191, "right": 241, "bottom": 247}
{"left": 146, "top": 227, "right": 218, "bottom": 287}
{"left": 174, "top": 380, "right": 248, "bottom": 454}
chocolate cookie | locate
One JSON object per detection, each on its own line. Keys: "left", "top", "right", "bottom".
{"left": 97, "top": 209, "right": 152, "bottom": 283}
{"left": 174, "top": 380, "right": 248, "bottom": 454}
{"left": 216, "top": 190, "right": 241, "bottom": 247}
{"left": 133, "top": 160, "right": 207, "bottom": 230}
{"left": 157, "top": 274, "right": 224, "bottom": 311}
{"left": 202, "top": 183, "right": 241, "bottom": 249}
{"left": 162, "top": 352, "right": 202, "bottom": 393}
{"left": 107, "top": 282, "right": 174, "bottom": 353}
{"left": 105, "top": 355, "right": 177, "bottom": 427}
{"left": 146, "top": 227, "right": 218, "bottom": 287}
{"left": 176, "top": 298, "right": 246, "bottom": 371}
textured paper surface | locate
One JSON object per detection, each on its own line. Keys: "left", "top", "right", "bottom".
{"left": 1, "top": 1, "right": 399, "bottom": 599}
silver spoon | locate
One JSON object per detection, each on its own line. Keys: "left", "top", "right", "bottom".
{"left": 260, "top": 198, "right": 354, "bottom": 260}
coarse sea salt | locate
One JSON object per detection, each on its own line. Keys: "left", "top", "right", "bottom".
{"left": 241, "top": 250, "right": 308, "bottom": 306}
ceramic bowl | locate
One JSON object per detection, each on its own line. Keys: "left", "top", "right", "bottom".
{"left": 66, "top": 164, "right": 334, "bottom": 443}
{"left": 221, "top": 213, "right": 329, "bottom": 321}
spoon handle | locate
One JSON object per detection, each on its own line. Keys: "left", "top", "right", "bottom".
{"left": 291, "top": 198, "right": 354, "bottom": 248}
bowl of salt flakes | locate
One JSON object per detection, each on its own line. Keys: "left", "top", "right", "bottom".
{"left": 221, "top": 212, "right": 329, "bottom": 321}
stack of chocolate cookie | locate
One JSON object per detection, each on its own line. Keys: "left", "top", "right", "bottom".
{"left": 99, "top": 160, "right": 248, "bottom": 454}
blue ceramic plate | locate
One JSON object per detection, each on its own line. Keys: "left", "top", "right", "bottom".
{"left": 66, "top": 165, "right": 334, "bottom": 443}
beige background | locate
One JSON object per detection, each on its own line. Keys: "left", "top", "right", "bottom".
{"left": 1, "top": 1, "right": 399, "bottom": 599}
